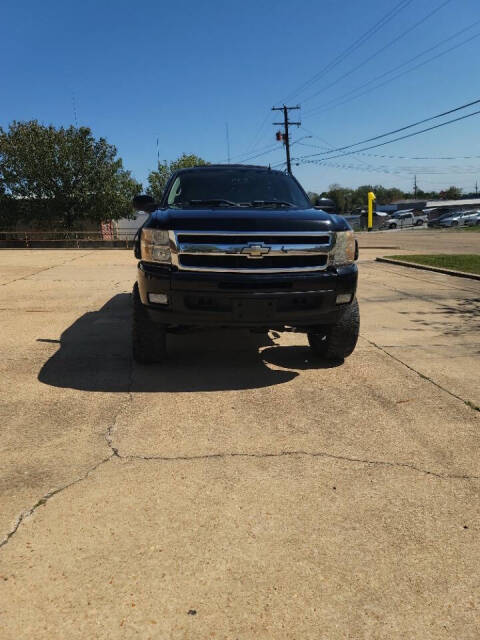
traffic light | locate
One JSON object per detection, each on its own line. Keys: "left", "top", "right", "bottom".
{"left": 275, "top": 130, "right": 283, "bottom": 141}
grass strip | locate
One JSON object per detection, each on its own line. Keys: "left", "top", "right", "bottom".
{"left": 389, "top": 254, "right": 480, "bottom": 275}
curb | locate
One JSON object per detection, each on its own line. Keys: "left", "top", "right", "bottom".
{"left": 375, "top": 257, "right": 480, "bottom": 281}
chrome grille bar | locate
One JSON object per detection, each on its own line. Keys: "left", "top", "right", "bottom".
{"left": 170, "top": 230, "right": 334, "bottom": 273}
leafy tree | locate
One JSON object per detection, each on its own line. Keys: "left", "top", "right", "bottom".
{"left": 439, "top": 186, "right": 462, "bottom": 200}
{"left": 323, "top": 184, "right": 349, "bottom": 214}
{"left": 147, "top": 153, "right": 209, "bottom": 201}
{"left": 0, "top": 120, "right": 141, "bottom": 229}
{"left": 307, "top": 191, "right": 319, "bottom": 205}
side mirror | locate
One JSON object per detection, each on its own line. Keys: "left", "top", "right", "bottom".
{"left": 132, "top": 194, "right": 157, "bottom": 212}
{"left": 133, "top": 228, "right": 142, "bottom": 259}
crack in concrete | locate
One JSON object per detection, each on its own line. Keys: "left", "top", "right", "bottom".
{"left": 0, "top": 454, "right": 115, "bottom": 550}
{"left": 2, "top": 318, "right": 478, "bottom": 552}
{"left": 105, "top": 344, "right": 134, "bottom": 457}
{"left": 362, "top": 335, "right": 480, "bottom": 412}
{"left": 0, "top": 252, "right": 92, "bottom": 288}
{"left": 117, "top": 450, "right": 480, "bottom": 481}
{"left": 1, "top": 328, "right": 135, "bottom": 551}
{"left": 2, "top": 445, "right": 478, "bottom": 552}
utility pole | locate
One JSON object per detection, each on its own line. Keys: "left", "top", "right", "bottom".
{"left": 225, "top": 123, "right": 231, "bottom": 164}
{"left": 272, "top": 105, "right": 301, "bottom": 174}
{"left": 71, "top": 92, "right": 78, "bottom": 128}
{"left": 413, "top": 174, "right": 418, "bottom": 198}
{"left": 475, "top": 180, "right": 478, "bottom": 196}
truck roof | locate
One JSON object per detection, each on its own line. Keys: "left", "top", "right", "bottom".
{"left": 174, "top": 164, "right": 285, "bottom": 174}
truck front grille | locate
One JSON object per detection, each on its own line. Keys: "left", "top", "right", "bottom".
{"left": 179, "top": 254, "right": 328, "bottom": 269}
{"left": 171, "top": 230, "right": 333, "bottom": 273}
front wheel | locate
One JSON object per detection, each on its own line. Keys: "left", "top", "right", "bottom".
{"left": 415, "top": 219, "right": 424, "bottom": 226}
{"left": 308, "top": 298, "right": 360, "bottom": 361}
{"left": 389, "top": 223, "right": 397, "bottom": 229}
{"left": 132, "top": 283, "right": 167, "bottom": 364}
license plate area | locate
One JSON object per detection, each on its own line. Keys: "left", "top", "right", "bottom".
{"left": 232, "top": 299, "right": 276, "bottom": 320}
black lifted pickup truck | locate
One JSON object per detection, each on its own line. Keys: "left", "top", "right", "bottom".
{"left": 132, "top": 164, "right": 359, "bottom": 363}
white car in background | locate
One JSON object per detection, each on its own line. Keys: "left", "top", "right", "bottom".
{"left": 382, "top": 209, "right": 427, "bottom": 229}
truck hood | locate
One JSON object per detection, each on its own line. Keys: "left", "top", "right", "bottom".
{"left": 147, "top": 207, "right": 351, "bottom": 232}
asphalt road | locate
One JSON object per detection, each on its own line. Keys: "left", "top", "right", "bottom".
{"left": 1, "top": 241, "right": 479, "bottom": 639}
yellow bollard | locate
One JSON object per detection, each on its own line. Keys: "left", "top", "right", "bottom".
{"left": 367, "top": 191, "right": 376, "bottom": 231}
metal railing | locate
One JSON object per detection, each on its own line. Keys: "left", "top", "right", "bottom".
{"left": 0, "top": 230, "right": 136, "bottom": 248}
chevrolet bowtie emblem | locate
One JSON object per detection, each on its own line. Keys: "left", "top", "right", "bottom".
{"left": 240, "top": 243, "right": 271, "bottom": 258}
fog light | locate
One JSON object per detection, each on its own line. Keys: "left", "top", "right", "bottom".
{"left": 148, "top": 293, "right": 168, "bottom": 305}
{"left": 336, "top": 293, "right": 353, "bottom": 304}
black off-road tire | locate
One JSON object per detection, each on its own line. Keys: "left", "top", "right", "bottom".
{"left": 415, "top": 219, "right": 424, "bottom": 226}
{"left": 389, "top": 223, "right": 397, "bottom": 229}
{"left": 132, "top": 283, "right": 167, "bottom": 364}
{"left": 308, "top": 298, "right": 360, "bottom": 361}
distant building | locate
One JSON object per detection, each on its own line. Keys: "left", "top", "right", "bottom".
{"left": 104, "top": 212, "right": 149, "bottom": 241}
{"left": 389, "top": 198, "right": 480, "bottom": 211}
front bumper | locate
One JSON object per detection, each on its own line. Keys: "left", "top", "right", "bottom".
{"left": 137, "top": 262, "right": 358, "bottom": 328}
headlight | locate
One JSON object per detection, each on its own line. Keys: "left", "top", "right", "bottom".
{"left": 329, "top": 230, "right": 356, "bottom": 266}
{"left": 140, "top": 228, "right": 171, "bottom": 263}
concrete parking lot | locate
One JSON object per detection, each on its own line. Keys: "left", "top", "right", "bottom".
{"left": 1, "top": 235, "right": 479, "bottom": 639}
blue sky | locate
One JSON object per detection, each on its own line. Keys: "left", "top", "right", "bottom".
{"left": 2, "top": 0, "right": 479, "bottom": 194}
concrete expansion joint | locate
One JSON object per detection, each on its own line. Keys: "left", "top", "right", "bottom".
{"left": 0, "top": 252, "right": 92, "bottom": 288}
{"left": 361, "top": 334, "right": 480, "bottom": 412}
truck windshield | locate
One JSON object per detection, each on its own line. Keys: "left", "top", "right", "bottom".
{"left": 166, "top": 168, "right": 311, "bottom": 209}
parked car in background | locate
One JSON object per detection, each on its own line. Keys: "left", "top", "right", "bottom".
{"left": 464, "top": 211, "right": 480, "bottom": 226}
{"left": 436, "top": 210, "right": 480, "bottom": 227}
{"left": 425, "top": 206, "right": 455, "bottom": 221}
{"left": 426, "top": 207, "right": 473, "bottom": 225}
{"left": 344, "top": 208, "right": 389, "bottom": 231}
{"left": 382, "top": 209, "right": 427, "bottom": 229}
{"left": 313, "top": 197, "right": 337, "bottom": 214}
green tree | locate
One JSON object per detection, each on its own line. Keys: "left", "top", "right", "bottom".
{"left": 147, "top": 153, "right": 209, "bottom": 201}
{"left": 439, "top": 186, "right": 462, "bottom": 200}
{"left": 0, "top": 120, "right": 141, "bottom": 229}
{"left": 325, "top": 184, "right": 344, "bottom": 213}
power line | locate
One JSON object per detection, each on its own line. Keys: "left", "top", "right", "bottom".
{"left": 296, "top": 141, "right": 480, "bottom": 161}
{"left": 243, "top": 0, "right": 420, "bottom": 167}
{"left": 241, "top": 136, "right": 314, "bottom": 168}
{"left": 292, "top": 158, "right": 480, "bottom": 179}
{"left": 225, "top": 139, "right": 280, "bottom": 163}
{"left": 303, "top": 21, "right": 480, "bottom": 118}
{"left": 283, "top": 0, "right": 414, "bottom": 103}
{"left": 228, "top": 142, "right": 283, "bottom": 164}
{"left": 244, "top": 110, "right": 271, "bottom": 155}
{"left": 298, "top": 98, "right": 480, "bottom": 159}
{"left": 295, "top": 108, "right": 480, "bottom": 162}
{"left": 302, "top": 0, "right": 451, "bottom": 105}
{"left": 297, "top": 125, "right": 376, "bottom": 172}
